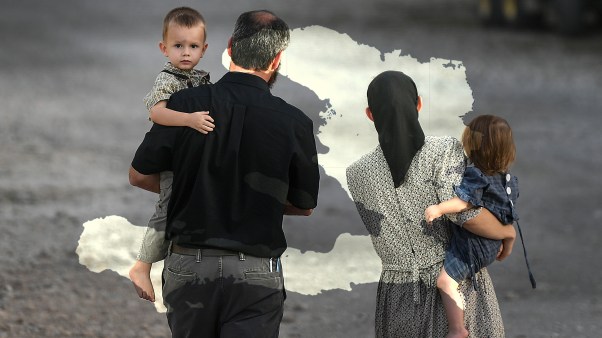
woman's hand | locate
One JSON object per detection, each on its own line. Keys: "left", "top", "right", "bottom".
{"left": 497, "top": 236, "right": 515, "bottom": 261}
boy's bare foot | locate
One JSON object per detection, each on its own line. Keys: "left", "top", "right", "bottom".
{"left": 446, "top": 328, "right": 469, "bottom": 338}
{"left": 129, "top": 262, "right": 155, "bottom": 302}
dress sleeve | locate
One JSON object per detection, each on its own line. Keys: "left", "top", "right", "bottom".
{"left": 433, "top": 138, "right": 481, "bottom": 225}
{"left": 143, "top": 72, "right": 180, "bottom": 112}
{"left": 454, "top": 166, "right": 489, "bottom": 207}
{"left": 434, "top": 138, "right": 466, "bottom": 205}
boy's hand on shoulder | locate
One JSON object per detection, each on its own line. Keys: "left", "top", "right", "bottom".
{"left": 188, "top": 111, "right": 215, "bottom": 134}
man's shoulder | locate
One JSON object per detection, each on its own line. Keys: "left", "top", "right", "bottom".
{"left": 169, "top": 83, "right": 212, "bottom": 101}
{"left": 269, "top": 95, "right": 313, "bottom": 127}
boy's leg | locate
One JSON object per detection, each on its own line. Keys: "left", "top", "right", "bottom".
{"left": 437, "top": 267, "right": 469, "bottom": 338}
{"left": 129, "top": 260, "right": 155, "bottom": 301}
{"left": 129, "top": 171, "right": 172, "bottom": 302}
{"left": 130, "top": 217, "right": 169, "bottom": 302}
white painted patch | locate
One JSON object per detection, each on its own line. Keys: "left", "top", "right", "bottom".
{"left": 281, "top": 233, "right": 381, "bottom": 295}
{"left": 223, "top": 26, "right": 472, "bottom": 195}
{"left": 77, "top": 216, "right": 166, "bottom": 313}
{"left": 78, "top": 26, "right": 473, "bottom": 312}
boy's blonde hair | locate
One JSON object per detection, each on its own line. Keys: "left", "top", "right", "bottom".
{"left": 462, "top": 115, "right": 516, "bottom": 175}
{"left": 162, "top": 7, "right": 206, "bottom": 41}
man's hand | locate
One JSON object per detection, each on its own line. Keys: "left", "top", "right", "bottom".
{"left": 283, "top": 201, "right": 313, "bottom": 216}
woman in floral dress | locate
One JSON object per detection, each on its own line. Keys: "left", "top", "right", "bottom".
{"left": 346, "top": 71, "right": 516, "bottom": 337}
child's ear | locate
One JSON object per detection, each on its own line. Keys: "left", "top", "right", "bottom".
{"left": 159, "top": 41, "right": 168, "bottom": 57}
{"left": 201, "top": 43, "right": 208, "bottom": 58}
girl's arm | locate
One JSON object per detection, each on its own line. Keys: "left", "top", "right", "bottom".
{"left": 425, "top": 197, "right": 470, "bottom": 224}
{"left": 149, "top": 101, "right": 215, "bottom": 134}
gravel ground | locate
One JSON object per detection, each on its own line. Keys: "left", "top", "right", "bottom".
{"left": 1, "top": 0, "right": 601, "bottom": 337}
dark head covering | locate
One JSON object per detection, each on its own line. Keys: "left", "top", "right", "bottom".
{"left": 367, "top": 71, "right": 425, "bottom": 188}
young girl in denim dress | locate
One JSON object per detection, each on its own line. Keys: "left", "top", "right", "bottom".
{"left": 425, "top": 114, "right": 535, "bottom": 338}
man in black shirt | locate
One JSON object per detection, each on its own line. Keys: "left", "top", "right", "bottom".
{"left": 129, "top": 10, "right": 319, "bottom": 338}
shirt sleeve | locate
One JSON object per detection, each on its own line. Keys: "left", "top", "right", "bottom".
{"left": 454, "top": 166, "right": 489, "bottom": 207}
{"left": 131, "top": 123, "right": 179, "bottom": 174}
{"left": 143, "top": 72, "right": 181, "bottom": 112}
{"left": 286, "top": 120, "right": 320, "bottom": 210}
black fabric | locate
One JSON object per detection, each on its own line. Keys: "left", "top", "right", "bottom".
{"left": 132, "top": 72, "right": 319, "bottom": 257}
{"left": 367, "top": 71, "right": 425, "bottom": 188}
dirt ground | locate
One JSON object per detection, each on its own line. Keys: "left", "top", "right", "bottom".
{"left": 1, "top": 0, "right": 601, "bottom": 337}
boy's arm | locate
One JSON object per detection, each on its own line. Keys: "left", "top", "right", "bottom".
{"left": 425, "top": 197, "right": 470, "bottom": 224}
{"left": 150, "top": 101, "right": 215, "bottom": 134}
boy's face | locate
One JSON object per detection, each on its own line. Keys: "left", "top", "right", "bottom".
{"left": 160, "top": 23, "right": 207, "bottom": 71}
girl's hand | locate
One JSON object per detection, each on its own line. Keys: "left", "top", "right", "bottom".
{"left": 425, "top": 205, "right": 442, "bottom": 224}
{"left": 187, "top": 111, "right": 214, "bottom": 134}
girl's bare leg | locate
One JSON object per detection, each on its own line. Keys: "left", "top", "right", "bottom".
{"left": 437, "top": 267, "right": 469, "bottom": 338}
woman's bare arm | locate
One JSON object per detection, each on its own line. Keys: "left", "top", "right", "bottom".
{"left": 462, "top": 208, "right": 516, "bottom": 240}
{"left": 464, "top": 208, "right": 516, "bottom": 259}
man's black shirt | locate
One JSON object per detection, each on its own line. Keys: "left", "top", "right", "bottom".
{"left": 132, "top": 72, "right": 320, "bottom": 257}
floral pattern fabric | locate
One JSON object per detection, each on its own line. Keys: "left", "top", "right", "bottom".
{"left": 346, "top": 136, "right": 505, "bottom": 338}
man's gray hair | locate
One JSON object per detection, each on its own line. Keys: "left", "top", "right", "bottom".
{"left": 231, "top": 10, "right": 290, "bottom": 71}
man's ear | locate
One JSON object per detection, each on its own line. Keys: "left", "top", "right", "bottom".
{"left": 159, "top": 41, "right": 168, "bottom": 57}
{"left": 417, "top": 95, "right": 423, "bottom": 113}
{"left": 269, "top": 51, "right": 283, "bottom": 71}
{"left": 365, "top": 107, "right": 374, "bottom": 122}
{"left": 227, "top": 37, "right": 232, "bottom": 57}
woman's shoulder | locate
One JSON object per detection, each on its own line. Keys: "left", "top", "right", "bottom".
{"left": 425, "top": 135, "right": 461, "bottom": 147}
{"left": 347, "top": 147, "right": 384, "bottom": 174}
{"left": 418, "top": 136, "right": 463, "bottom": 158}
